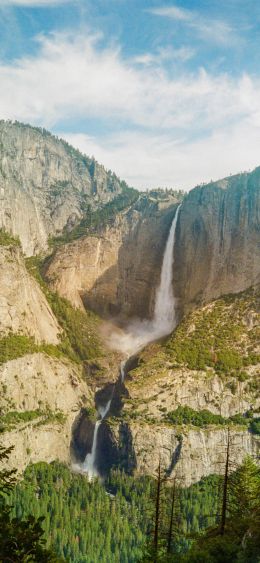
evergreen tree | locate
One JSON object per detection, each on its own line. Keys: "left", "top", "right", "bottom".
{"left": 0, "top": 444, "right": 62, "bottom": 562}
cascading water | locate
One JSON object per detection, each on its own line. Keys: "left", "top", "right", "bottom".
{"left": 78, "top": 399, "right": 112, "bottom": 480}
{"left": 78, "top": 204, "right": 181, "bottom": 478}
{"left": 109, "top": 204, "right": 181, "bottom": 356}
{"left": 153, "top": 205, "right": 181, "bottom": 333}
{"left": 82, "top": 420, "right": 101, "bottom": 479}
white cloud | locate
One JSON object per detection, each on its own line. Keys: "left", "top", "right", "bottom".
{"left": 150, "top": 6, "right": 191, "bottom": 21}
{"left": 63, "top": 118, "right": 260, "bottom": 191}
{"left": 0, "top": 31, "right": 260, "bottom": 189}
{"left": 133, "top": 45, "right": 194, "bottom": 66}
{"left": 0, "top": 32, "right": 256, "bottom": 131}
{"left": 148, "top": 5, "right": 235, "bottom": 45}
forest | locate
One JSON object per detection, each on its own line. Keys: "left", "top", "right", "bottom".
{"left": 1, "top": 442, "right": 259, "bottom": 562}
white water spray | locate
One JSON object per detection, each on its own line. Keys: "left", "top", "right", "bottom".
{"left": 109, "top": 204, "right": 181, "bottom": 357}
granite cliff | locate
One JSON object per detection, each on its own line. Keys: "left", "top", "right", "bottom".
{"left": 0, "top": 121, "right": 124, "bottom": 255}
{"left": 174, "top": 172, "right": 260, "bottom": 317}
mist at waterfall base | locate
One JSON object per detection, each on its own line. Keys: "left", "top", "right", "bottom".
{"left": 108, "top": 204, "right": 181, "bottom": 357}
{"left": 73, "top": 205, "right": 181, "bottom": 479}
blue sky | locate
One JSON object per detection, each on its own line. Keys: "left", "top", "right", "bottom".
{"left": 1, "top": 0, "right": 260, "bottom": 190}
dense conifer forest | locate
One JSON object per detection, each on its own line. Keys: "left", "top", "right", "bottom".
{"left": 7, "top": 461, "right": 220, "bottom": 562}
{"left": 0, "top": 449, "right": 258, "bottom": 562}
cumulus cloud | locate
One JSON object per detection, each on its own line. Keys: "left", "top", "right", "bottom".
{"left": 0, "top": 31, "right": 260, "bottom": 188}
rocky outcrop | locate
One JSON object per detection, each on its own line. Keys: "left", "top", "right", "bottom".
{"left": 0, "top": 245, "right": 60, "bottom": 343}
{"left": 0, "top": 352, "right": 92, "bottom": 473}
{"left": 46, "top": 195, "right": 179, "bottom": 318}
{"left": 125, "top": 364, "right": 260, "bottom": 421}
{"left": 113, "top": 423, "right": 259, "bottom": 487}
{"left": 0, "top": 121, "right": 123, "bottom": 255}
{"left": 174, "top": 171, "right": 260, "bottom": 317}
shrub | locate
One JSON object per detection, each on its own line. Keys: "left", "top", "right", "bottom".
{"left": 0, "top": 229, "right": 20, "bottom": 246}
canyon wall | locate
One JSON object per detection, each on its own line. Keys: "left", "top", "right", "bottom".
{"left": 0, "top": 352, "right": 92, "bottom": 473}
{"left": 0, "top": 245, "right": 60, "bottom": 343}
{"left": 174, "top": 171, "right": 260, "bottom": 317}
{"left": 46, "top": 195, "right": 178, "bottom": 319}
{"left": 0, "top": 121, "right": 123, "bottom": 255}
{"left": 114, "top": 424, "right": 259, "bottom": 487}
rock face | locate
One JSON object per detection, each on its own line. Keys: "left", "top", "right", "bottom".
{"left": 46, "top": 195, "right": 178, "bottom": 318}
{"left": 114, "top": 423, "right": 259, "bottom": 487}
{"left": 174, "top": 171, "right": 260, "bottom": 317}
{"left": 0, "top": 245, "right": 60, "bottom": 343}
{"left": 126, "top": 365, "right": 260, "bottom": 420}
{"left": 0, "top": 121, "right": 123, "bottom": 255}
{"left": 0, "top": 352, "right": 92, "bottom": 473}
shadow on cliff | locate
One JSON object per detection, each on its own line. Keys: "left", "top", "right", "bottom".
{"left": 81, "top": 203, "right": 178, "bottom": 321}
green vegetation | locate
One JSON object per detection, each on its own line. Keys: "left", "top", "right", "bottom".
{"left": 165, "top": 405, "right": 252, "bottom": 428}
{"left": 0, "top": 334, "right": 37, "bottom": 364}
{"left": 0, "top": 333, "right": 64, "bottom": 365}
{"left": 49, "top": 186, "right": 139, "bottom": 246}
{"left": 164, "top": 289, "right": 260, "bottom": 376}
{"left": 7, "top": 462, "right": 221, "bottom": 563}
{"left": 250, "top": 417, "right": 260, "bottom": 435}
{"left": 25, "top": 256, "right": 104, "bottom": 363}
{"left": 0, "top": 228, "right": 20, "bottom": 246}
{"left": 0, "top": 410, "right": 66, "bottom": 432}
{"left": 1, "top": 440, "right": 259, "bottom": 562}
{"left": 172, "top": 456, "right": 260, "bottom": 563}
{"left": 164, "top": 405, "right": 260, "bottom": 432}
{"left": 0, "top": 444, "right": 62, "bottom": 562}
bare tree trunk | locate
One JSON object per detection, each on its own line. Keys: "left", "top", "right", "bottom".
{"left": 167, "top": 477, "right": 176, "bottom": 554}
{"left": 153, "top": 459, "right": 162, "bottom": 558}
{"left": 220, "top": 427, "right": 230, "bottom": 535}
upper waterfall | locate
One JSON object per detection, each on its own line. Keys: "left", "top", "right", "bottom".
{"left": 154, "top": 204, "right": 181, "bottom": 332}
{"left": 109, "top": 204, "right": 181, "bottom": 358}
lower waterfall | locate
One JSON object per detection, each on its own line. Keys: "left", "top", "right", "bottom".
{"left": 78, "top": 204, "right": 181, "bottom": 478}
{"left": 81, "top": 420, "right": 101, "bottom": 479}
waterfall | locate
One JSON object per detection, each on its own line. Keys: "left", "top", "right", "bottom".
{"left": 78, "top": 204, "right": 181, "bottom": 479}
{"left": 120, "top": 360, "right": 126, "bottom": 382}
{"left": 153, "top": 204, "right": 181, "bottom": 332}
{"left": 82, "top": 420, "right": 101, "bottom": 479}
{"left": 108, "top": 204, "right": 181, "bottom": 356}
{"left": 77, "top": 399, "right": 112, "bottom": 479}
{"left": 98, "top": 399, "right": 112, "bottom": 419}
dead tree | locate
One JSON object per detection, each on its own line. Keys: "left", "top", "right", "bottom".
{"left": 167, "top": 477, "right": 177, "bottom": 554}
{"left": 153, "top": 458, "right": 162, "bottom": 557}
{"left": 220, "top": 427, "right": 230, "bottom": 535}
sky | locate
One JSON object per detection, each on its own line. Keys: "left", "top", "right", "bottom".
{"left": 1, "top": 0, "right": 260, "bottom": 190}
